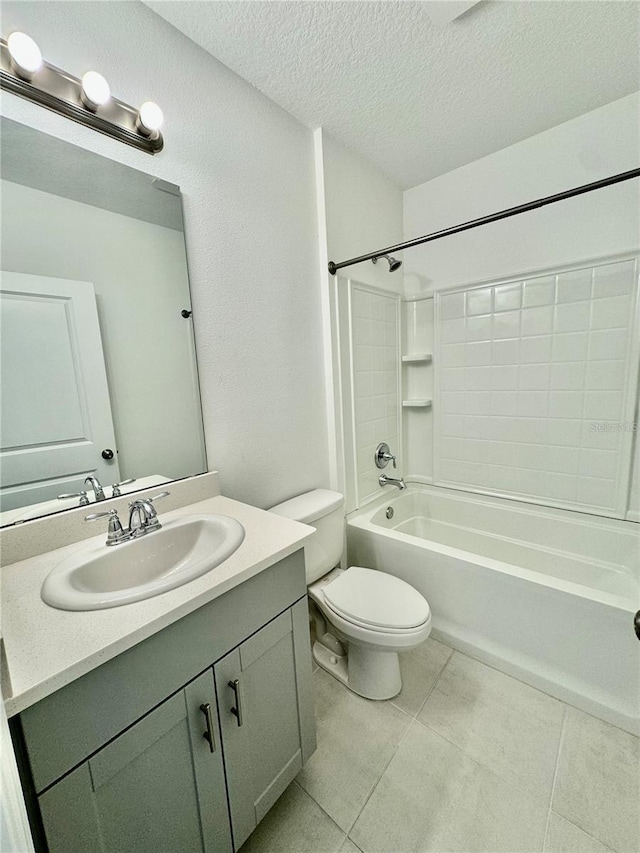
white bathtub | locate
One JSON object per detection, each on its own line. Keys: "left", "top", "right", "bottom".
{"left": 347, "top": 485, "right": 640, "bottom": 734}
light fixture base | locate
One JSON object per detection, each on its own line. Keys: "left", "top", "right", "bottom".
{"left": 0, "top": 40, "right": 163, "bottom": 155}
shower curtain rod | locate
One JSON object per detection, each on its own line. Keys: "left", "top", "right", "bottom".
{"left": 327, "top": 167, "right": 640, "bottom": 276}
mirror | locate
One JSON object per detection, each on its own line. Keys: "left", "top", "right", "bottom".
{"left": 0, "top": 118, "right": 207, "bottom": 526}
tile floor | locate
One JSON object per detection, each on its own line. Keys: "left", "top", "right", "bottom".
{"left": 240, "top": 638, "right": 639, "bottom": 853}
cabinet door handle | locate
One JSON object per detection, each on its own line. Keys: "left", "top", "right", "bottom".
{"left": 199, "top": 703, "right": 216, "bottom": 753}
{"left": 228, "top": 679, "right": 243, "bottom": 727}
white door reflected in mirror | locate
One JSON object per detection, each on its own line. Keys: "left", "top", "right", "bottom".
{"left": 0, "top": 272, "right": 120, "bottom": 512}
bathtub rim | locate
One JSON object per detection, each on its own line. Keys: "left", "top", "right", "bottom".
{"left": 347, "top": 484, "right": 638, "bottom": 614}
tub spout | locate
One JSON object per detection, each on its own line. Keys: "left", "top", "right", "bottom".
{"left": 379, "top": 474, "right": 406, "bottom": 491}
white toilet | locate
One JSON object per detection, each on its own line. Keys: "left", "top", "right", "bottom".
{"left": 270, "top": 489, "right": 431, "bottom": 700}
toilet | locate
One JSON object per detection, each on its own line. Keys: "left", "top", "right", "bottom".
{"left": 270, "top": 489, "right": 431, "bottom": 700}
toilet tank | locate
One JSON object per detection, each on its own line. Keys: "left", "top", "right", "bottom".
{"left": 269, "top": 489, "right": 344, "bottom": 583}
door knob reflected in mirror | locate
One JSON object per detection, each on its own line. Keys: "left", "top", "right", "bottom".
{"left": 101, "top": 448, "right": 115, "bottom": 460}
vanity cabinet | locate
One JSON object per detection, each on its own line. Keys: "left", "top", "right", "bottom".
{"left": 215, "top": 605, "right": 315, "bottom": 849}
{"left": 38, "top": 669, "right": 231, "bottom": 853}
{"left": 12, "top": 551, "right": 316, "bottom": 853}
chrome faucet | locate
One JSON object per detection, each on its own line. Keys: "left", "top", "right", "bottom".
{"left": 128, "top": 494, "right": 167, "bottom": 537}
{"left": 85, "top": 492, "right": 170, "bottom": 546}
{"left": 84, "top": 475, "right": 106, "bottom": 502}
{"left": 378, "top": 474, "right": 406, "bottom": 491}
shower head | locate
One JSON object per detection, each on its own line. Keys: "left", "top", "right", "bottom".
{"left": 372, "top": 254, "right": 402, "bottom": 272}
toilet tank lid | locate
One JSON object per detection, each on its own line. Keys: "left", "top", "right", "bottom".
{"left": 269, "top": 489, "right": 344, "bottom": 524}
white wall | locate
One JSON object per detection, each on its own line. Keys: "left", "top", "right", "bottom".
{"left": 403, "top": 93, "right": 640, "bottom": 291}
{"left": 402, "top": 94, "right": 640, "bottom": 519}
{"left": 2, "top": 179, "right": 205, "bottom": 483}
{"left": 315, "top": 131, "right": 404, "bottom": 509}
{"left": 322, "top": 131, "right": 404, "bottom": 293}
{"left": 0, "top": 0, "right": 328, "bottom": 509}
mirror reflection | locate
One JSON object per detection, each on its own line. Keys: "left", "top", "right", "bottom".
{"left": 0, "top": 118, "right": 207, "bottom": 526}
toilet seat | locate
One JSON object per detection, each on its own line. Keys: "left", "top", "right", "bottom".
{"left": 322, "top": 566, "right": 430, "bottom": 632}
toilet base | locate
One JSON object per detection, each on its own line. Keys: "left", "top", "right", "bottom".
{"left": 313, "top": 638, "right": 402, "bottom": 700}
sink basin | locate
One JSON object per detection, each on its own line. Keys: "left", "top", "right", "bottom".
{"left": 41, "top": 514, "right": 246, "bottom": 611}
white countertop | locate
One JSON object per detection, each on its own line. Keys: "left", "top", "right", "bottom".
{"left": 1, "top": 495, "right": 314, "bottom": 717}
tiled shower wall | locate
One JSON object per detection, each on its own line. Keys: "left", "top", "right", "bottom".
{"left": 434, "top": 258, "right": 639, "bottom": 518}
{"left": 350, "top": 285, "right": 400, "bottom": 504}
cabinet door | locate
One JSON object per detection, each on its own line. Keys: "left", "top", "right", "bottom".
{"left": 215, "top": 600, "right": 316, "bottom": 850}
{"left": 38, "top": 669, "right": 232, "bottom": 853}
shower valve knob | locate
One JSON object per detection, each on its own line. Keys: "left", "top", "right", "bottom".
{"left": 375, "top": 442, "right": 396, "bottom": 469}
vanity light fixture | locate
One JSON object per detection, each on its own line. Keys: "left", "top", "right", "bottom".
{"left": 80, "top": 71, "right": 111, "bottom": 111}
{"left": 0, "top": 34, "right": 164, "bottom": 154}
{"left": 6, "top": 31, "right": 42, "bottom": 80}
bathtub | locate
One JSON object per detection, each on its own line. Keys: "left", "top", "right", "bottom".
{"left": 347, "top": 485, "right": 640, "bottom": 734}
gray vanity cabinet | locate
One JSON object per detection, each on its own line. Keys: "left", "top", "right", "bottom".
{"left": 38, "top": 669, "right": 232, "bottom": 853}
{"left": 215, "top": 604, "right": 315, "bottom": 849}
{"left": 15, "top": 552, "right": 316, "bottom": 853}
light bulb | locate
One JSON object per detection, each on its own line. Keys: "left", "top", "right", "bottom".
{"left": 7, "top": 32, "right": 42, "bottom": 79}
{"left": 137, "top": 101, "right": 163, "bottom": 136}
{"left": 81, "top": 71, "right": 111, "bottom": 110}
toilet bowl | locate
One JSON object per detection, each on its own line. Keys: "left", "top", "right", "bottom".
{"left": 269, "top": 489, "right": 431, "bottom": 700}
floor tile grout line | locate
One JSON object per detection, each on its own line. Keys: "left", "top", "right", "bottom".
{"left": 344, "top": 708, "right": 418, "bottom": 838}
{"left": 389, "top": 645, "right": 455, "bottom": 718}
{"left": 410, "top": 646, "right": 455, "bottom": 720}
{"left": 542, "top": 704, "right": 567, "bottom": 851}
{"left": 411, "top": 711, "right": 557, "bottom": 811}
{"left": 292, "top": 778, "right": 354, "bottom": 841}
{"left": 544, "top": 705, "right": 624, "bottom": 853}
{"left": 549, "top": 811, "right": 619, "bottom": 853}
{"left": 297, "top": 677, "right": 415, "bottom": 839}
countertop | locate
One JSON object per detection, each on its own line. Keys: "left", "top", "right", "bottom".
{"left": 1, "top": 495, "right": 314, "bottom": 717}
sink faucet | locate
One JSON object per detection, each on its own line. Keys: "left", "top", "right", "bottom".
{"left": 85, "top": 492, "right": 170, "bottom": 545}
{"left": 85, "top": 476, "right": 105, "bottom": 502}
{"left": 128, "top": 491, "right": 170, "bottom": 537}
{"left": 129, "top": 498, "right": 161, "bottom": 537}
{"left": 379, "top": 474, "right": 406, "bottom": 491}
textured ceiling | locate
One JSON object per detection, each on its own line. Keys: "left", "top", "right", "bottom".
{"left": 147, "top": 1, "right": 640, "bottom": 189}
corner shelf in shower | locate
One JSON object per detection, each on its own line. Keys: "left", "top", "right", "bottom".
{"left": 401, "top": 353, "right": 432, "bottom": 363}
{"left": 402, "top": 399, "right": 432, "bottom": 408}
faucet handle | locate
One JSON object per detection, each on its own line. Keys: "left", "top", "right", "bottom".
{"left": 375, "top": 442, "right": 397, "bottom": 469}
{"left": 144, "top": 492, "right": 170, "bottom": 531}
{"left": 58, "top": 490, "right": 90, "bottom": 506}
{"left": 110, "top": 478, "right": 136, "bottom": 498}
{"left": 85, "top": 509, "right": 127, "bottom": 546}
{"left": 85, "top": 509, "right": 116, "bottom": 521}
